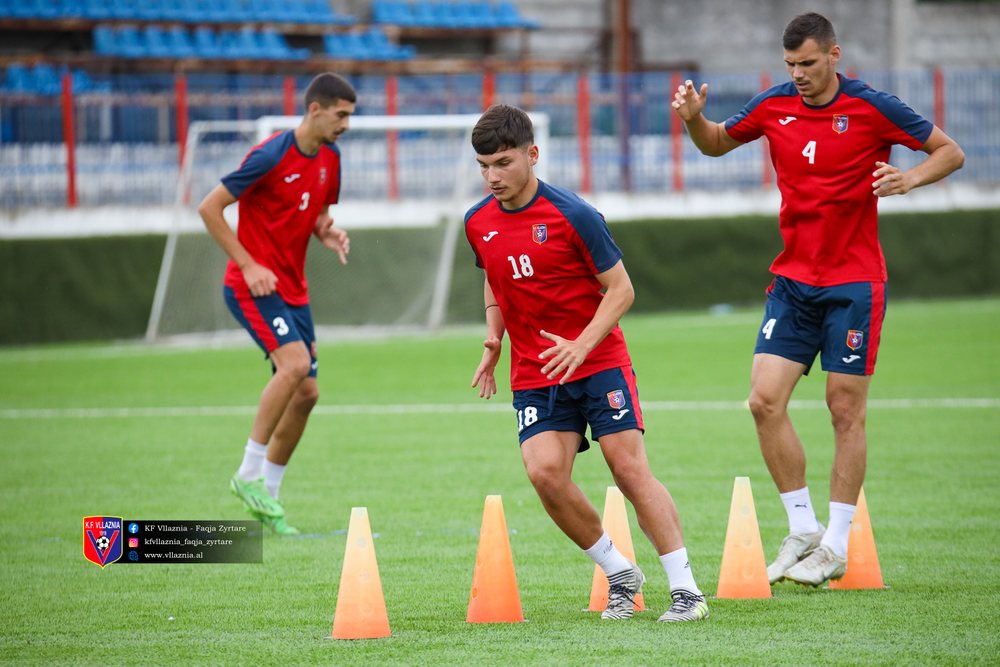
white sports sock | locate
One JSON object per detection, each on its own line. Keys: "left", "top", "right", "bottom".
{"left": 236, "top": 438, "right": 267, "bottom": 481}
{"left": 780, "top": 487, "right": 822, "bottom": 534}
{"left": 660, "top": 547, "right": 702, "bottom": 595}
{"left": 262, "top": 460, "right": 287, "bottom": 500}
{"left": 583, "top": 532, "right": 633, "bottom": 577}
{"left": 820, "top": 501, "right": 856, "bottom": 558}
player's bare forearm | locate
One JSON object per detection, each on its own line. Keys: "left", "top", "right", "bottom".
{"left": 538, "top": 261, "right": 634, "bottom": 383}
{"left": 873, "top": 127, "right": 965, "bottom": 197}
{"left": 684, "top": 115, "right": 738, "bottom": 157}
{"left": 198, "top": 184, "right": 252, "bottom": 270}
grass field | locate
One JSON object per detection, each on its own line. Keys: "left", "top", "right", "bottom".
{"left": 1, "top": 298, "right": 998, "bottom": 666}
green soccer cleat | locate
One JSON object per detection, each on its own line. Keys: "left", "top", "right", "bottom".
{"left": 783, "top": 544, "right": 847, "bottom": 587}
{"left": 657, "top": 589, "right": 710, "bottom": 622}
{"left": 230, "top": 476, "right": 285, "bottom": 518}
{"left": 601, "top": 562, "right": 645, "bottom": 620}
{"left": 245, "top": 506, "right": 301, "bottom": 536}
{"left": 766, "top": 525, "right": 825, "bottom": 584}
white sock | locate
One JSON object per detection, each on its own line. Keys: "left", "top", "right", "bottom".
{"left": 262, "top": 460, "right": 287, "bottom": 500}
{"left": 583, "top": 532, "right": 633, "bottom": 577}
{"left": 236, "top": 438, "right": 267, "bottom": 481}
{"left": 820, "top": 501, "right": 856, "bottom": 558}
{"left": 660, "top": 547, "right": 702, "bottom": 595}
{"left": 780, "top": 487, "right": 822, "bottom": 534}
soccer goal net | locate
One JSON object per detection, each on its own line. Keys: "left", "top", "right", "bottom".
{"left": 145, "top": 112, "right": 550, "bottom": 343}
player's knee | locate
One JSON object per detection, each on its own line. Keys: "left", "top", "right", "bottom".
{"left": 747, "top": 389, "right": 783, "bottom": 422}
{"left": 275, "top": 352, "right": 312, "bottom": 382}
{"left": 827, "top": 395, "right": 866, "bottom": 434}
{"left": 295, "top": 383, "right": 320, "bottom": 411}
{"left": 524, "top": 462, "right": 567, "bottom": 500}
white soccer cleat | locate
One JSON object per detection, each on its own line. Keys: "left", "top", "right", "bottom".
{"left": 783, "top": 544, "right": 847, "bottom": 587}
{"left": 657, "top": 588, "right": 710, "bottom": 622}
{"left": 601, "top": 562, "right": 645, "bottom": 620}
{"left": 766, "top": 525, "right": 825, "bottom": 584}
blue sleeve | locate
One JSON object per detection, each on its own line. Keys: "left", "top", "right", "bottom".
{"left": 858, "top": 87, "right": 933, "bottom": 145}
{"left": 544, "top": 183, "right": 622, "bottom": 273}
{"left": 220, "top": 134, "right": 287, "bottom": 199}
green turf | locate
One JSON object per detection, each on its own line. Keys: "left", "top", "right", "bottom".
{"left": 1, "top": 298, "right": 998, "bottom": 666}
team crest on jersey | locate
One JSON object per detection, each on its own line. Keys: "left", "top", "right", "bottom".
{"left": 83, "top": 516, "right": 123, "bottom": 569}
{"left": 320, "top": 167, "right": 327, "bottom": 184}
{"left": 607, "top": 390, "right": 625, "bottom": 409}
{"left": 532, "top": 224, "right": 547, "bottom": 244}
{"left": 846, "top": 329, "right": 864, "bottom": 350}
{"left": 833, "top": 115, "right": 849, "bottom": 134}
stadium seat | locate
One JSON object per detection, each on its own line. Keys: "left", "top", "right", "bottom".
{"left": 193, "top": 26, "right": 225, "bottom": 59}
{"left": 258, "top": 29, "right": 311, "bottom": 60}
{"left": 92, "top": 24, "right": 118, "bottom": 56}
{"left": 2, "top": 64, "right": 33, "bottom": 93}
{"left": 81, "top": 0, "right": 114, "bottom": 20}
{"left": 117, "top": 25, "right": 147, "bottom": 58}
{"left": 143, "top": 25, "right": 174, "bottom": 58}
{"left": 30, "top": 64, "right": 63, "bottom": 95}
{"left": 164, "top": 26, "right": 198, "bottom": 58}
{"left": 372, "top": 0, "right": 415, "bottom": 26}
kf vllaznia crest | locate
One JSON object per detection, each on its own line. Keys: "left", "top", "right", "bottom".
{"left": 83, "top": 516, "right": 123, "bottom": 568}
{"left": 532, "top": 224, "right": 547, "bottom": 244}
{"left": 607, "top": 390, "right": 625, "bottom": 409}
{"left": 833, "top": 115, "right": 849, "bottom": 134}
{"left": 846, "top": 330, "right": 864, "bottom": 351}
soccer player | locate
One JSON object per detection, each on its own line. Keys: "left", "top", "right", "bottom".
{"left": 466, "top": 104, "right": 709, "bottom": 622}
{"left": 198, "top": 73, "right": 356, "bottom": 535}
{"left": 671, "top": 13, "right": 964, "bottom": 586}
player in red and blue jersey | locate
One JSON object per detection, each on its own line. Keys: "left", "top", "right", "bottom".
{"left": 466, "top": 104, "right": 709, "bottom": 623}
{"left": 199, "top": 73, "right": 356, "bottom": 535}
{"left": 672, "top": 12, "right": 964, "bottom": 586}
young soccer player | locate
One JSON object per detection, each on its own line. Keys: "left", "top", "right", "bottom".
{"left": 198, "top": 73, "right": 356, "bottom": 535}
{"left": 466, "top": 104, "right": 709, "bottom": 622}
{"left": 671, "top": 12, "right": 964, "bottom": 585}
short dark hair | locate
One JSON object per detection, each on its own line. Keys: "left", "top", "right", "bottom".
{"left": 782, "top": 12, "right": 837, "bottom": 51}
{"left": 304, "top": 73, "right": 356, "bottom": 109}
{"left": 471, "top": 104, "right": 534, "bottom": 155}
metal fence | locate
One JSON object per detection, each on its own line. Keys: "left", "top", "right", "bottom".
{"left": 1, "top": 68, "right": 997, "bottom": 210}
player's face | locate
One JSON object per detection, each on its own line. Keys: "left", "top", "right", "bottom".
{"left": 476, "top": 144, "right": 539, "bottom": 210}
{"left": 784, "top": 38, "right": 841, "bottom": 105}
{"left": 314, "top": 99, "right": 355, "bottom": 143}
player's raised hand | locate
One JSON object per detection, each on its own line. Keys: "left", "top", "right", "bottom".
{"left": 538, "top": 329, "right": 588, "bottom": 385}
{"left": 242, "top": 261, "right": 278, "bottom": 297}
{"left": 672, "top": 80, "right": 708, "bottom": 122}
{"left": 872, "top": 161, "right": 914, "bottom": 197}
{"left": 472, "top": 335, "right": 502, "bottom": 399}
{"left": 316, "top": 216, "right": 350, "bottom": 264}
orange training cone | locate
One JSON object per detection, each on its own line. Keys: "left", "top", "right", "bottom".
{"left": 830, "top": 487, "right": 885, "bottom": 589}
{"left": 587, "top": 486, "right": 646, "bottom": 612}
{"left": 331, "top": 507, "right": 391, "bottom": 639}
{"left": 716, "top": 476, "right": 771, "bottom": 599}
{"left": 466, "top": 495, "right": 525, "bottom": 623}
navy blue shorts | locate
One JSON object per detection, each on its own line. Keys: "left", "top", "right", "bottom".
{"left": 511, "top": 365, "right": 644, "bottom": 452}
{"left": 754, "top": 276, "right": 886, "bottom": 376}
{"left": 223, "top": 286, "right": 318, "bottom": 377}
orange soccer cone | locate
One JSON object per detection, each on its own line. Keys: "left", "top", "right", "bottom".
{"left": 331, "top": 507, "right": 391, "bottom": 639}
{"left": 830, "top": 487, "right": 885, "bottom": 589}
{"left": 587, "top": 486, "right": 646, "bottom": 612}
{"left": 467, "top": 495, "right": 524, "bottom": 623}
{"left": 716, "top": 476, "right": 771, "bottom": 599}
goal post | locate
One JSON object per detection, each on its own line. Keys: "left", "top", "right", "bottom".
{"left": 145, "top": 112, "right": 549, "bottom": 343}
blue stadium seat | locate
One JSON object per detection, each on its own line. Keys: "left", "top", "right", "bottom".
{"left": 109, "top": 0, "right": 141, "bottom": 20}
{"left": 165, "top": 26, "right": 198, "bottom": 58}
{"left": 31, "top": 64, "right": 64, "bottom": 95}
{"left": 0, "top": 0, "right": 12, "bottom": 18}
{"left": 372, "top": 0, "right": 415, "bottom": 26}
{"left": 493, "top": 1, "right": 539, "bottom": 29}
{"left": 323, "top": 33, "right": 366, "bottom": 60}
{"left": 193, "top": 26, "right": 225, "bottom": 58}
{"left": 3, "top": 64, "right": 33, "bottom": 93}
{"left": 411, "top": 0, "right": 437, "bottom": 27}
{"left": 143, "top": 25, "right": 173, "bottom": 58}
{"left": 117, "top": 25, "right": 147, "bottom": 58}
{"left": 92, "top": 24, "right": 118, "bottom": 56}
{"left": 81, "top": 0, "right": 114, "bottom": 20}
{"left": 247, "top": 0, "right": 284, "bottom": 22}
{"left": 362, "top": 27, "right": 414, "bottom": 60}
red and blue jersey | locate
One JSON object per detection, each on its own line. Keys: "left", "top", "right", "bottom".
{"left": 725, "top": 74, "right": 933, "bottom": 286}
{"left": 221, "top": 130, "right": 342, "bottom": 306}
{"left": 465, "top": 180, "right": 632, "bottom": 390}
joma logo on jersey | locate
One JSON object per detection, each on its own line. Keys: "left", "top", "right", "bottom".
{"left": 846, "top": 329, "right": 864, "bottom": 350}
{"left": 532, "top": 224, "right": 547, "bottom": 244}
{"left": 607, "top": 390, "right": 625, "bottom": 409}
{"left": 833, "top": 115, "right": 849, "bottom": 134}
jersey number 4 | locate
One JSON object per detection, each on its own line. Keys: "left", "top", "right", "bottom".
{"left": 802, "top": 140, "right": 817, "bottom": 165}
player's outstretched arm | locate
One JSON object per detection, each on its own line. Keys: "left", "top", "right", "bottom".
{"left": 539, "top": 260, "right": 634, "bottom": 385}
{"left": 472, "top": 279, "right": 505, "bottom": 399}
{"left": 872, "top": 126, "right": 965, "bottom": 197}
{"left": 671, "top": 79, "right": 742, "bottom": 157}
{"left": 314, "top": 209, "right": 350, "bottom": 265}
{"left": 198, "top": 184, "right": 277, "bottom": 296}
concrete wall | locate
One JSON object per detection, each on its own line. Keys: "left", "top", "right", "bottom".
{"left": 502, "top": 0, "right": 1000, "bottom": 71}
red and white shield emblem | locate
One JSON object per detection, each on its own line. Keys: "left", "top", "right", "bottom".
{"left": 532, "top": 224, "right": 547, "bottom": 244}
{"left": 833, "top": 115, "right": 849, "bottom": 134}
{"left": 83, "top": 516, "right": 123, "bottom": 568}
{"left": 846, "top": 329, "right": 864, "bottom": 350}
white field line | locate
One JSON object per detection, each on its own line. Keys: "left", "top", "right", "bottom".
{"left": 1, "top": 398, "right": 998, "bottom": 420}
